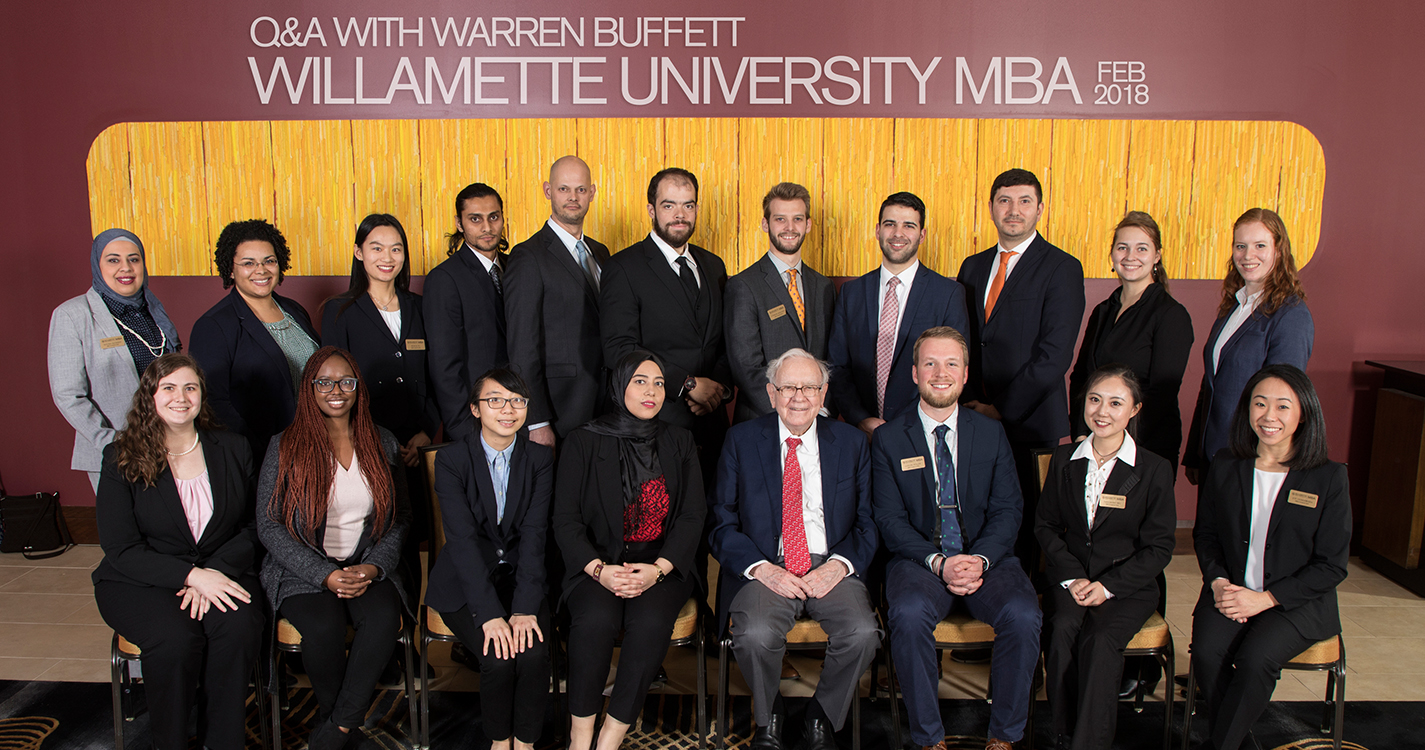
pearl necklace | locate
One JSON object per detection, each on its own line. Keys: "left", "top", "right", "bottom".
{"left": 111, "top": 316, "right": 168, "bottom": 357}
{"left": 166, "top": 434, "right": 201, "bottom": 456}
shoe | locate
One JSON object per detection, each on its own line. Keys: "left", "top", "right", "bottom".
{"left": 308, "top": 720, "right": 349, "bottom": 750}
{"left": 782, "top": 657, "right": 801, "bottom": 681}
{"left": 1118, "top": 674, "right": 1142, "bottom": 699}
{"left": 951, "top": 648, "right": 991, "bottom": 664}
{"left": 750, "top": 712, "right": 784, "bottom": 750}
{"left": 799, "top": 717, "right": 836, "bottom": 750}
{"left": 985, "top": 739, "right": 1014, "bottom": 750}
{"left": 450, "top": 641, "right": 477, "bottom": 669}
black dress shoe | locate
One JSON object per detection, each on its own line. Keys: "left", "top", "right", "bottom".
{"left": 800, "top": 717, "right": 836, "bottom": 750}
{"left": 750, "top": 713, "right": 784, "bottom": 750}
{"left": 308, "top": 719, "right": 350, "bottom": 750}
{"left": 1118, "top": 674, "right": 1142, "bottom": 699}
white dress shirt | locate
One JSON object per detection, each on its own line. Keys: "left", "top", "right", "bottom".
{"left": 877, "top": 260, "right": 919, "bottom": 331}
{"left": 378, "top": 308, "right": 401, "bottom": 341}
{"left": 650, "top": 231, "right": 700, "bottom": 287}
{"left": 982, "top": 232, "right": 1038, "bottom": 308}
{"left": 466, "top": 243, "right": 501, "bottom": 275}
{"left": 1212, "top": 287, "right": 1265, "bottom": 371}
{"left": 545, "top": 218, "right": 586, "bottom": 267}
{"left": 1245, "top": 468, "right": 1288, "bottom": 592}
{"left": 744, "top": 420, "right": 855, "bottom": 578}
{"left": 767, "top": 251, "right": 804, "bottom": 299}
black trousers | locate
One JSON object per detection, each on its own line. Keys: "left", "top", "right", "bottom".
{"left": 1009, "top": 439, "right": 1056, "bottom": 579}
{"left": 564, "top": 572, "right": 695, "bottom": 723}
{"left": 1044, "top": 585, "right": 1157, "bottom": 750}
{"left": 280, "top": 578, "right": 403, "bottom": 729}
{"left": 1190, "top": 596, "right": 1317, "bottom": 750}
{"left": 95, "top": 578, "right": 263, "bottom": 750}
{"left": 439, "top": 601, "right": 552, "bottom": 742}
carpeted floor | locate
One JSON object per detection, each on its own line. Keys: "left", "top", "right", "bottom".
{"left": 0, "top": 679, "right": 1418, "bottom": 749}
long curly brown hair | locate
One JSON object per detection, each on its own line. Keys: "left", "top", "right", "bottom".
{"left": 1217, "top": 208, "right": 1308, "bottom": 318}
{"left": 268, "top": 346, "right": 393, "bottom": 543}
{"left": 112, "top": 354, "right": 222, "bottom": 487}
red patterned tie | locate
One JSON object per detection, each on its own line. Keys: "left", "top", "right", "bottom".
{"left": 874, "top": 276, "right": 901, "bottom": 418}
{"left": 781, "top": 437, "right": 811, "bottom": 576}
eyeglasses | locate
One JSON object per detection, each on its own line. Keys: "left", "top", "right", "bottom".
{"left": 312, "top": 377, "right": 359, "bottom": 393}
{"left": 773, "top": 384, "right": 824, "bottom": 398}
{"left": 235, "top": 258, "right": 280, "bottom": 270}
{"left": 479, "top": 397, "right": 529, "bottom": 409}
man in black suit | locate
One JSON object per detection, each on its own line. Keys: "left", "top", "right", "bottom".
{"left": 827, "top": 192, "right": 970, "bottom": 438}
{"left": 425, "top": 182, "right": 510, "bottom": 441}
{"left": 600, "top": 167, "right": 732, "bottom": 479}
{"left": 957, "top": 168, "right": 1085, "bottom": 571}
{"left": 505, "top": 156, "right": 612, "bottom": 446}
{"left": 725, "top": 182, "right": 836, "bottom": 423}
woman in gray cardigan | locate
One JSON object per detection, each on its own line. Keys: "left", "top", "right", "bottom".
{"left": 48, "top": 229, "right": 181, "bottom": 492}
{"left": 257, "top": 346, "right": 410, "bottom": 750}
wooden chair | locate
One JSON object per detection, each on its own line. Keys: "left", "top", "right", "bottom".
{"left": 112, "top": 632, "right": 270, "bottom": 749}
{"left": 1180, "top": 634, "right": 1346, "bottom": 750}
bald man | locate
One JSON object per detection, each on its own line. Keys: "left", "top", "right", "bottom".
{"left": 505, "top": 156, "right": 612, "bottom": 445}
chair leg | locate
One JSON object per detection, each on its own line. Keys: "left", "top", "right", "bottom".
{"left": 885, "top": 644, "right": 903, "bottom": 750}
{"left": 851, "top": 681, "right": 861, "bottom": 750}
{"left": 1180, "top": 657, "right": 1196, "bottom": 750}
{"left": 270, "top": 651, "right": 284, "bottom": 750}
{"left": 403, "top": 630, "right": 419, "bottom": 746}
{"left": 420, "top": 632, "right": 431, "bottom": 750}
{"left": 718, "top": 637, "right": 731, "bottom": 750}
{"left": 1158, "top": 651, "right": 1173, "bottom": 750}
{"left": 697, "top": 623, "right": 709, "bottom": 750}
{"left": 111, "top": 639, "right": 126, "bottom": 749}
{"left": 1330, "top": 659, "right": 1345, "bottom": 750}
{"left": 252, "top": 655, "right": 273, "bottom": 750}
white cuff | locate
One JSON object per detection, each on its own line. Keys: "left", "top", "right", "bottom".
{"left": 743, "top": 560, "right": 771, "bottom": 579}
{"left": 827, "top": 554, "right": 855, "bottom": 577}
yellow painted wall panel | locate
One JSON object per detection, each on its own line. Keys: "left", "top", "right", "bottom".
{"left": 127, "top": 122, "right": 209, "bottom": 277}
{"left": 351, "top": 119, "right": 422, "bottom": 265}
{"left": 823, "top": 118, "right": 896, "bottom": 278}
{"left": 1124, "top": 120, "right": 1196, "bottom": 280}
{"left": 662, "top": 118, "right": 739, "bottom": 266}
{"left": 735, "top": 118, "right": 824, "bottom": 275}
{"left": 892, "top": 119, "right": 978, "bottom": 276}
{"left": 1050, "top": 119, "right": 1130, "bottom": 278}
{"left": 202, "top": 121, "right": 275, "bottom": 277}
{"left": 85, "top": 124, "right": 134, "bottom": 241}
{"left": 503, "top": 119, "right": 578, "bottom": 245}
{"left": 1187, "top": 121, "right": 1285, "bottom": 280}
{"left": 1277, "top": 123, "right": 1325, "bottom": 267}
{"left": 271, "top": 120, "right": 354, "bottom": 276}
{"left": 415, "top": 119, "right": 506, "bottom": 273}
{"left": 577, "top": 118, "right": 665, "bottom": 254}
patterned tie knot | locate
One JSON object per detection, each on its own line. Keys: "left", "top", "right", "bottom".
{"left": 934, "top": 424, "right": 949, "bottom": 441}
{"left": 887, "top": 276, "right": 901, "bottom": 290}
{"left": 786, "top": 436, "right": 802, "bottom": 450}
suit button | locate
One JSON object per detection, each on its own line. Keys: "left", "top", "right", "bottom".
{"left": 396, "top": 377, "right": 404, "bottom": 383}
{"left": 497, "top": 549, "right": 504, "bottom": 556}
{"left": 395, "top": 351, "right": 403, "bottom": 358}
{"left": 1266, "top": 543, "right": 1272, "bottom": 550}
{"left": 1265, "top": 572, "right": 1273, "bottom": 580}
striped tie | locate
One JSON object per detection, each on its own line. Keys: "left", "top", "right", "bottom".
{"left": 874, "top": 277, "right": 901, "bottom": 419}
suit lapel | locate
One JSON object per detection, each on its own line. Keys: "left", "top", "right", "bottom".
{"left": 759, "top": 257, "right": 805, "bottom": 341}
{"left": 992, "top": 236, "right": 1046, "bottom": 313}
{"left": 954, "top": 409, "right": 973, "bottom": 510}
{"left": 1203, "top": 315, "right": 1230, "bottom": 379}
{"left": 1265, "top": 467, "right": 1300, "bottom": 541}
{"left": 355, "top": 294, "right": 400, "bottom": 347}
{"left": 194, "top": 434, "right": 228, "bottom": 547}
{"left": 155, "top": 469, "right": 193, "bottom": 544}
{"left": 231, "top": 290, "right": 294, "bottom": 385}
{"left": 468, "top": 438, "right": 501, "bottom": 536}
{"left": 894, "top": 266, "right": 930, "bottom": 361}
{"left": 643, "top": 241, "right": 698, "bottom": 329}
{"left": 545, "top": 226, "right": 599, "bottom": 304}
{"left": 904, "top": 415, "right": 936, "bottom": 518}
{"left": 501, "top": 440, "right": 529, "bottom": 535}
{"left": 817, "top": 418, "right": 837, "bottom": 520}
{"left": 861, "top": 270, "right": 880, "bottom": 342}
{"left": 594, "top": 438, "right": 625, "bottom": 545}
{"left": 1093, "top": 460, "right": 1140, "bottom": 532}
{"left": 760, "top": 419, "right": 786, "bottom": 530}
{"left": 1063, "top": 457, "right": 1090, "bottom": 533}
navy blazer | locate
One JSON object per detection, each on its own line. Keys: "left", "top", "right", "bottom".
{"left": 321, "top": 290, "right": 441, "bottom": 444}
{"left": 957, "top": 235, "right": 1085, "bottom": 444}
{"left": 871, "top": 405, "right": 1023, "bottom": 568}
{"left": 710, "top": 414, "right": 878, "bottom": 626}
{"left": 190, "top": 289, "right": 318, "bottom": 461}
{"left": 1184, "top": 296, "right": 1312, "bottom": 469}
{"left": 827, "top": 264, "right": 970, "bottom": 425}
{"left": 424, "top": 248, "right": 510, "bottom": 441}
{"left": 92, "top": 430, "right": 259, "bottom": 590}
{"left": 1193, "top": 453, "right": 1349, "bottom": 641}
{"left": 424, "top": 434, "right": 554, "bottom": 621}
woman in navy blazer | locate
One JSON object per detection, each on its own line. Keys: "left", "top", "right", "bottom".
{"left": 426, "top": 368, "right": 553, "bottom": 749}
{"left": 1185, "top": 208, "right": 1312, "bottom": 484}
{"left": 191, "top": 220, "right": 318, "bottom": 462}
{"left": 93, "top": 353, "right": 263, "bottom": 750}
{"left": 1190, "top": 365, "right": 1349, "bottom": 750}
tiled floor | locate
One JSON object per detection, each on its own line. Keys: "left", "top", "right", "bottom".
{"left": 2, "top": 546, "right": 1422, "bottom": 703}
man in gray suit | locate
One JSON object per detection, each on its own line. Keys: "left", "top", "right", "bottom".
{"left": 725, "top": 182, "right": 836, "bottom": 423}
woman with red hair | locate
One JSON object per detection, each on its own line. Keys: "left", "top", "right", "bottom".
{"left": 257, "top": 346, "right": 411, "bottom": 750}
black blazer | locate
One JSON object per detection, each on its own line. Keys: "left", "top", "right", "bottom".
{"left": 504, "top": 224, "right": 612, "bottom": 437}
{"left": 871, "top": 406, "right": 1023, "bottom": 568}
{"left": 551, "top": 425, "right": 707, "bottom": 605}
{"left": 827, "top": 264, "right": 970, "bottom": 426}
{"left": 957, "top": 235, "right": 1085, "bottom": 444}
{"left": 425, "top": 433, "right": 554, "bottom": 621}
{"left": 321, "top": 290, "right": 441, "bottom": 444}
{"left": 1033, "top": 442, "right": 1177, "bottom": 599}
{"left": 724, "top": 254, "right": 836, "bottom": 422}
{"left": 599, "top": 237, "right": 732, "bottom": 432}
{"left": 92, "top": 430, "right": 259, "bottom": 590}
{"left": 1193, "top": 452, "right": 1350, "bottom": 641}
{"left": 190, "top": 289, "right": 318, "bottom": 461}
{"left": 1068, "top": 283, "right": 1195, "bottom": 469}
{"left": 424, "top": 247, "right": 510, "bottom": 441}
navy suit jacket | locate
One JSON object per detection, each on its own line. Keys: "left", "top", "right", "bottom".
{"left": 710, "top": 414, "right": 878, "bottom": 629}
{"left": 424, "top": 247, "right": 509, "bottom": 441}
{"left": 424, "top": 433, "right": 554, "bottom": 621}
{"left": 827, "top": 264, "right": 969, "bottom": 425}
{"left": 321, "top": 289, "right": 441, "bottom": 444}
{"left": 871, "top": 405, "right": 1022, "bottom": 568}
{"left": 1184, "top": 296, "right": 1312, "bottom": 469}
{"left": 957, "top": 235, "right": 1085, "bottom": 444}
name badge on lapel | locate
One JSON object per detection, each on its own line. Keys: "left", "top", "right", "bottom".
{"left": 767, "top": 304, "right": 787, "bottom": 321}
{"left": 406, "top": 339, "right": 427, "bottom": 351}
{"left": 1098, "top": 494, "right": 1127, "bottom": 510}
{"left": 100, "top": 336, "right": 125, "bottom": 350}
{"left": 1287, "top": 490, "right": 1318, "bottom": 508}
{"left": 901, "top": 456, "right": 926, "bottom": 471}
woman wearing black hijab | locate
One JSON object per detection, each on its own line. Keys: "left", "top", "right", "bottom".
{"left": 553, "top": 350, "right": 707, "bottom": 750}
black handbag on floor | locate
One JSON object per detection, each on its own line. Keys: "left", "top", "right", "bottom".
{"left": 0, "top": 471, "right": 74, "bottom": 559}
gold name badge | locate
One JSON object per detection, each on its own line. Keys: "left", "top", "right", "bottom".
{"left": 1287, "top": 490, "right": 1319, "bottom": 508}
{"left": 406, "top": 339, "right": 427, "bottom": 351}
{"left": 767, "top": 304, "right": 787, "bottom": 321}
{"left": 901, "top": 456, "right": 926, "bottom": 471}
{"left": 1098, "top": 493, "right": 1127, "bottom": 510}
{"left": 100, "top": 336, "right": 125, "bottom": 349}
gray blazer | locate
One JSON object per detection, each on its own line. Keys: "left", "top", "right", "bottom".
{"left": 256, "top": 427, "right": 411, "bottom": 614}
{"left": 724, "top": 253, "right": 835, "bottom": 422}
{"left": 46, "top": 289, "right": 152, "bottom": 472}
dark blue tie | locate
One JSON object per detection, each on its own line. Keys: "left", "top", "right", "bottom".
{"left": 934, "top": 425, "right": 962, "bottom": 555}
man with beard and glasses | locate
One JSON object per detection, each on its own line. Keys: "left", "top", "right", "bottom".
{"left": 426, "top": 182, "right": 511, "bottom": 440}
{"left": 505, "top": 156, "right": 613, "bottom": 447}
{"left": 600, "top": 167, "right": 732, "bottom": 483}
{"left": 828, "top": 191, "right": 969, "bottom": 439}
{"left": 725, "top": 182, "right": 837, "bottom": 423}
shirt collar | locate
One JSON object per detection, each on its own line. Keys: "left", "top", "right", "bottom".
{"left": 996, "top": 231, "right": 1039, "bottom": 256}
{"left": 465, "top": 243, "right": 497, "bottom": 272}
{"left": 1234, "top": 286, "right": 1265, "bottom": 308}
{"left": 479, "top": 433, "right": 515, "bottom": 465}
{"left": 766, "top": 251, "right": 801, "bottom": 276}
{"left": 649, "top": 231, "right": 694, "bottom": 267}
{"left": 545, "top": 218, "right": 583, "bottom": 253}
{"left": 1070, "top": 431, "right": 1138, "bottom": 467}
{"left": 918, "top": 402, "right": 959, "bottom": 436}
{"left": 778, "top": 417, "right": 820, "bottom": 451}
{"left": 879, "top": 259, "right": 920, "bottom": 287}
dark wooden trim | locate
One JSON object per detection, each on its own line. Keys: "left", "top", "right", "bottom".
{"left": 61, "top": 505, "right": 98, "bottom": 545}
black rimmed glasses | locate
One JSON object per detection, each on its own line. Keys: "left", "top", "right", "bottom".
{"left": 479, "top": 396, "right": 529, "bottom": 409}
{"left": 312, "top": 377, "right": 359, "bottom": 393}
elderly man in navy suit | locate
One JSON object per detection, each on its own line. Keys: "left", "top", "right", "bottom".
{"left": 712, "top": 349, "right": 881, "bottom": 750}
{"left": 873, "top": 327, "right": 1041, "bottom": 750}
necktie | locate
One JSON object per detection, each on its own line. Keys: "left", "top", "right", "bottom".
{"left": 933, "top": 425, "right": 963, "bottom": 555}
{"left": 984, "top": 251, "right": 1013, "bottom": 319}
{"left": 676, "top": 256, "right": 699, "bottom": 303}
{"left": 781, "top": 436, "right": 811, "bottom": 576}
{"left": 575, "top": 239, "right": 600, "bottom": 292}
{"left": 786, "top": 268, "right": 806, "bottom": 329}
{"left": 874, "top": 276, "right": 902, "bottom": 418}
{"left": 489, "top": 261, "right": 504, "bottom": 299}
{"left": 492, "top": 452, "right": 508, "bottom": 523}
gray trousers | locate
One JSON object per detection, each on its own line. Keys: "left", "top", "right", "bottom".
{"left": 729, "top": 571, "right": 881, "bottom": 729}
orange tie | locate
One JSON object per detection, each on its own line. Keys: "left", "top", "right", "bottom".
{"left": 984, "top": 251, "right": 1013, "bottom": 320}
{"left": 786, "top": 268, "right": 806, "bottom": 329}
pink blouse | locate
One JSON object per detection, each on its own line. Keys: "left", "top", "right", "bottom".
{"left": 175, "top": 471, "right": 214, "bottom": 543}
